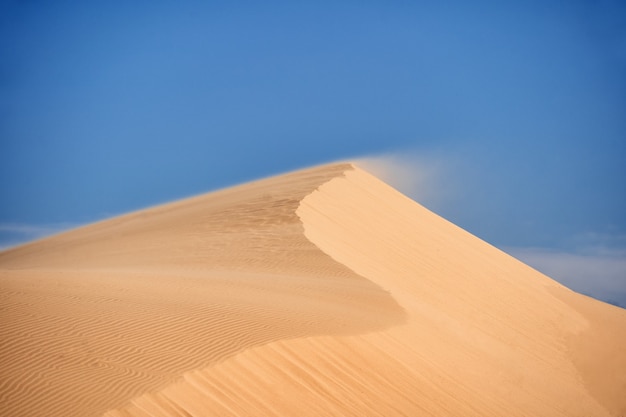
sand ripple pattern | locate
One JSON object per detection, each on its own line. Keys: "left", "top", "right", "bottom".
{"left": 2, "top": 163, "right": 626, "bottom": 417}
{"left": 0, "top": 164, "right": 405, "bottom": 417}
{"left": 107, "top": 164, "right": 626, "bottom": 417}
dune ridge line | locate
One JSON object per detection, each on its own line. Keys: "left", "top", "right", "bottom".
{"left": 1, "top": 162, "right": 625, "bottom": 417}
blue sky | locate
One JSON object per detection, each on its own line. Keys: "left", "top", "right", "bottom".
{"left": 1, "top": 1, "right": 625, "bottom": 305}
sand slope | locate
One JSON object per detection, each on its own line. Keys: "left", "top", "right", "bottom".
{"left": 1, "top": 163, "right": 625, "bottom": 416}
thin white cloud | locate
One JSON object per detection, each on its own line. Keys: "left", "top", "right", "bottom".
{"left": 0, "top": 222, "right": 76, "bottom": 251}
{"left": 0, "top": 223, "right": 64, "bottom": 235}
{"left": 506, "top": 247, "right": 626, "bottom": 307}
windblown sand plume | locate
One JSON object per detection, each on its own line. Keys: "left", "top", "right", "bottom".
{"left": 1, "top": 163, "right": 625, "bottom": 417}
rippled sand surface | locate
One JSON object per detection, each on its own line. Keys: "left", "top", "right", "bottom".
{"left": 1, "top": 163, "right": 624, "bottom": 416}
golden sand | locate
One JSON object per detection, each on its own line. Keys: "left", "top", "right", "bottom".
{"left": 1, "top": 163, "right": 624, "bottom": 416}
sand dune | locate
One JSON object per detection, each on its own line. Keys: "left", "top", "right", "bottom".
{"left": 1, "top": 163, "right": 625, "bottom": 416}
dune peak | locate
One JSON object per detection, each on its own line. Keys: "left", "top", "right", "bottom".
{"left": 1, "top": 162, "right": 625, "bottom": 417}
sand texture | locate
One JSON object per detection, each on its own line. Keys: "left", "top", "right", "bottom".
{"left": 1, "top": 163, "right": 625, "bottom": 416}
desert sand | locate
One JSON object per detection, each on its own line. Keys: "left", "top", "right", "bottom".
{"left": 1, "top": 163, "right": 625, "bottom": 417}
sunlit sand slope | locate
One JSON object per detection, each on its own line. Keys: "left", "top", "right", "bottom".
{"left": 298, "top": 166, "right": 626, "bottom": 416}
{"left": 1, "top": 163, "right": 625, "bottom": 417}
{"left": 0, "top": 164, "right": 403, "bottom": 417}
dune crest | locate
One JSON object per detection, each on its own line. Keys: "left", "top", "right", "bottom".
{"left": 1, "top": 163, "right": 625, "bottom": 417}
{"left": 298, "top": 165, "right": 626, "bottom": 416}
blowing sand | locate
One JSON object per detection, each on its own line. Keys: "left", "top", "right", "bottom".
{"left": 1, "top": 163, "right": 625, "bottom": 417}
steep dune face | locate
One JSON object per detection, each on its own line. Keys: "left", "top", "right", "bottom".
{"left": 1, "top": 163, "right": 625, "bottom": 417}
{"left": 298, "top": 165, "right": 626, "bottom": 416}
